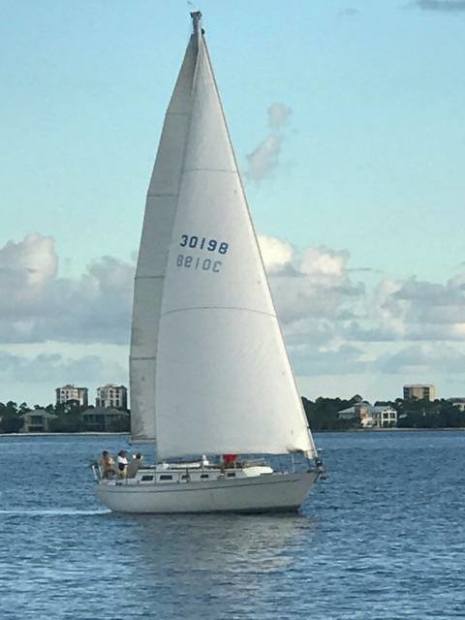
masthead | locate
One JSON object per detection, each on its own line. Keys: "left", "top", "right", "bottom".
{"left": 190, "top": 11, "right": 202, "bottom": 36}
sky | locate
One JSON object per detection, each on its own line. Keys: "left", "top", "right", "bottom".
{"left": 1, "top": 0, "right": 465, "bottom": 406}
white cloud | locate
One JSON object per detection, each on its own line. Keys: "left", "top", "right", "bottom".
{"left": 0, "top": 234, "right": 133, "bottom": 344}
{"left": 300, "top": 246, "right": 348, "bottom": 279}
{"left": 246, "top": 134, "right": 283, "bottom": 183}
{"left": 0, "top": 350, "right": 125, "bottom": 385}
{"left": 2, "top": 233, "right": 465, "bottom": 401}
{"left": 0, "top": 234, "right": 57, "bottom": 313}
{"left": 258, "top": 235, "right": 293, "bottom": 272}
{"left": 245, "top": 102, "right": 292, "bottom": 183}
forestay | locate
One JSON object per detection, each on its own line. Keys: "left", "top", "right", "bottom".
{"left": 154, "top": 22, "right": 316, "bottom": 460}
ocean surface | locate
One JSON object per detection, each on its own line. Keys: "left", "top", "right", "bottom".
{"left": 1, "top": 431, "right": 464, "bottom": 620}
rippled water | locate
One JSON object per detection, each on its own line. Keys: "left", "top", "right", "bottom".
{"left": 1, "top": 431, "right": 465, "bottom": 619}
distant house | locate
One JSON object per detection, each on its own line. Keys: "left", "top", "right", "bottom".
{"left": 448, "top": 398, "right": 465, "bottom": 412}
{"left": 371, "top": 405, "right": 397, "bottom": 428}
{"left": 81, "top": 406, "right": 129, "bottom": 432}
{"left": 338, "top": 402, "right": 397, "bottom": 428}
{"left": 22, "top": 409, "right": 57, "bottom": 433}
{"left": 338, "top": 401, "right": 373, "bottom": 427}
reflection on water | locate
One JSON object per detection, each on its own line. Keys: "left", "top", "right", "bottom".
{"left": 103, "top": 512, "right": 318, "bottom": 619}
{"left": 131, "top": 512, "right": 312, "bottom": 571}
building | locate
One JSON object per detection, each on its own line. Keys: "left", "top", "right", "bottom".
{"left": 56, "top": 385, "right": 88, "bottom": 407}
{"left": 338, "top": 401, "right": 374, "bottom": 427}
{"left": 81, "top": 406, "right": 129, "bottom": 432}
{"left": 96, "top": 384, "right": 128, "bottom": 410}
{"left": 22, "top": 409, "right": 57, "bottom": 433}
{"left": 403, "top": 384, "right": 436, "bottom": 401}
{"left": 338, "top": 402, "right": 398, "bottom": 428}
{"left": 447, "top": 398, "right": 465, "bottom": 412}
{"left": 371, "top": 405, "right": 397, "bottom": 428}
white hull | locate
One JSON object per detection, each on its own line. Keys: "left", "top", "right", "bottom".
{"left": 97, "top": 471, "right": 318, "bottom": 514}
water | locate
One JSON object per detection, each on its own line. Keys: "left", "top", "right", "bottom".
{"left": 1, "top": 431, "right": 465, "bottom": 619}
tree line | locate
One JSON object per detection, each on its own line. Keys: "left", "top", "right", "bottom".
{"left": 302, "top": 396, "right": 465, "bottom": 431}
{"left": 0, "top": 401, "right": 130, "bottom": 433}
{"left": 1, "top": 396, "right": 464, "bottom": 434}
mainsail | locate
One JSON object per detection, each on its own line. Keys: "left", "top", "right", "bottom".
{"left": 143, "top": 14, "right": 317, "bottom": 460}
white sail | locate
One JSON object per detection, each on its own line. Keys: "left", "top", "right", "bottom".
{"left": 129, "top": 34, "right": 198, "bottom": 440}
{"left": 154, "top": 22, "right": 315, "bottom": 460}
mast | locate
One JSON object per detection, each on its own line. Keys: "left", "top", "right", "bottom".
{"left": 190, "top": 10, "right": 202, "bottom": 37}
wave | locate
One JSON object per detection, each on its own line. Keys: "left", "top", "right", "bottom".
{"left": 0, "top": 508, "right": 110, "bottom": 516}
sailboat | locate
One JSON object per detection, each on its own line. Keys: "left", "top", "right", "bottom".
{"left": 96, "top": 12, "right": 321, "bottom": 513}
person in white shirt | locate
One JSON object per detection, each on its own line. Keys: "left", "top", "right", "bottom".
{"left": 116, "top": 450, "right": 128, "bottom": 478}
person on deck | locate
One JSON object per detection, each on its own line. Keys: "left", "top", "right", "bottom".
{"left": 99, "top": 450, "right": 116, "bottom": 479}
{"left": 127, "top": 453, "right": 143, "bottom": 478}
{"left": 116, "top": 450, "right": 129, "bottom": 478}
{"left": 222, "top": 454, "right": 237, "bottom": 469}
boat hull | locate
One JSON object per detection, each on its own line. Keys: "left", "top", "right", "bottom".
{"left": 96, "top": 471, "right": 318, "bottom": 514}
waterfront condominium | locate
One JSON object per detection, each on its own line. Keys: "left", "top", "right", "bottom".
{"left": 55, "top": 384, "right": 89, "bottom": 407}
{"left": 95, "top": 384, "right": 128, "bottom": 410}
{"left": 403, "top": 384, "right": 436, "bottom": 401}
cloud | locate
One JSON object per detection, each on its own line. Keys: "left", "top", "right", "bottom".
{"left": 339, "top": 8, "right": 360, "bottom": 16}
{"left": 0, "top": 350, "right": 126, "bottom": 385}
{"left": 0, "top": 234, "right": 57, "bottom": 311}
{"left": 413, "top": 0, "right": 465, "bottom": 10}
{"left": 290, "top": 343, "right": 368, "bottom": 376}
{"left": 3, "top": 233, "right": 465, "bottom": 396}
{"left": 0, "top": 234, "right": 133, "bottom": 344}
{"left": 267, "top": 103, "right": 292, "bottom": 129}
{"left": 375, "top": 343, "right": 465, "bottom": 375}
{"left": 245, "top": 103, "right": 292, "bottom": 183}
{"left": 266, "top": 244, "right": 364, "bottom": 325}
{"left": 258, "top": 235, "right": 293, "bottom": 273}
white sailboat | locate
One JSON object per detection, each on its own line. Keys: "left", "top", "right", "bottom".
{"left": 96, "top": 12, "right": 322, "bottom": 514}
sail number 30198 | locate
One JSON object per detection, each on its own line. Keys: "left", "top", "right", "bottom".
{"left": 177, "top": 234, "right": 229, "bottom": 274}
{"left": 179, "top": 234, "right": 229, "bottom": 254}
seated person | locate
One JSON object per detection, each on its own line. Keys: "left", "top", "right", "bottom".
{"left": 99, "top": 450, "right": 116, "bottom": 479}
{"left": 127, "top": 453, "right": 143, "bottom": 478}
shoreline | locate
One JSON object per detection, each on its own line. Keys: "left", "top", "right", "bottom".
{"left": 2, "top": 428, "right": 465, "bottom": 439}
{"left": 316, "top": 427, "right": 465, "bottom": 433}
{"left": 0, "top": 432, "right": 129, "bottom": 438}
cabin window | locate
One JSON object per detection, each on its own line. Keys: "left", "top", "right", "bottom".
{"left": 200, "top": 474, "right": 209, "bottom": 479}
{"left": 227, "top": 472, "right": 236, "bottom": 478}
{"left": 181, "top": 474, "right": 189, "bottom": 480}
{"left": 141, "top": 475, "right": 154, "bottom": 482}
{"left": 159, "top": 474, "right": 173, "bottom": 481}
